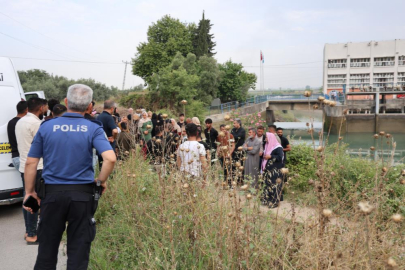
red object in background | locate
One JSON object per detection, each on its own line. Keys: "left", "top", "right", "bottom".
{"left": 397, "top": 94, "right": 405, "bottom": 98}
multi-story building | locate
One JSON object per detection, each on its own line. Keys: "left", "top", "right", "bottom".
{"left": 323, "top": 39, "right": 405, "bottom": 98}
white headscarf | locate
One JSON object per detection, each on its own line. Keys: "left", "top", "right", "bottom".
{"left": 138, "top": 111, "right": 151, "bottom": 127}
{"left": 192, "top": 117, "right": 201, "bottom": 126}
{"left": 171, "top": 119, "right": 182, "bottom": 133}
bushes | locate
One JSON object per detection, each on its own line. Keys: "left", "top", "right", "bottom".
{"left": 287, "top": 142, "right": 316, "bottom": 191}
{"left": 287, "top": 139, "right": 405, "bottom": 219}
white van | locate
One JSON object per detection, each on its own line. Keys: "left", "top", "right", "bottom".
{"left": 0, "top": 57, "right": 27, "bottom": 205}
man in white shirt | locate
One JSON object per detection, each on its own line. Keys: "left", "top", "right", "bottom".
{"left": 15, "top": 97, "right": 47, "bottom": 244}
{"left": 177, "top": 123, "right": 207, "bottom": 178}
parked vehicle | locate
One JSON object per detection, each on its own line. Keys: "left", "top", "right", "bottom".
{"left": 24, "top": 90, "right": 46, "bottom": 100}
{"left": 0, "top": 57, "right": 27, "bottom": 205}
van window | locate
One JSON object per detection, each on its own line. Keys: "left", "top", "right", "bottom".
{"left": 25, "top": 93, "right": 39, "bottom": 101}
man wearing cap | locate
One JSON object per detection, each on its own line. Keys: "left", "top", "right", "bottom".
{"left": 23, "top": 84, "right": 116, "bottom": 269}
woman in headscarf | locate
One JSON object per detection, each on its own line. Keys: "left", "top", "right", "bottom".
{"left": 171, "top": 119, "right": 182, "bottom": 135}
{"left": 261, "top": 132, "right": 284, "bottom": 208}
{"left": 138, "top": 111, "right": 152, "bottom": 144}
{"left": 192, "top": 117, "right": 202, "bottom": 137}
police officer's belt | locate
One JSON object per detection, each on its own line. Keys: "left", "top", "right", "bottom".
{"left": 45, "top": 184, "right": 95, "bottom": 194}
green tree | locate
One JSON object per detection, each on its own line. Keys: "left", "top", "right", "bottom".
{"left": 132, "top": 15, "right": 194, "bottom": 84}
{"left": 18, "top": 70, "right": 119, "bottom": 101}
{"left": 192, "top": 11, "right": 216, "bottom": 58}
{"left": 196, "top": 55, "right": 222, "bottom": 104}
{"left": 18, "top": 69, "right": 50, "bottom": 85}
{"left": 217, "top": 60, "right": 257, "bottom": 102}
{"left": 149, "top": 52, "right": 199, "bottom": 110}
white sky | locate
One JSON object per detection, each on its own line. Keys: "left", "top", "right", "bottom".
{"left": 1, "top": 0, "right": 404, "bottom": 90}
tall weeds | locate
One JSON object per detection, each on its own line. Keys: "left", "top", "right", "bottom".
{"left": 90, "top": 122, "right": 404, "bottom": 269}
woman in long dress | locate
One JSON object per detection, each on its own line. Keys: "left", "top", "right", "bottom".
{"left": 261, "top": 132, "right": 284, "bottom": 208}
{"left": 138, "top": 111, "right": 153, "bottom": 143}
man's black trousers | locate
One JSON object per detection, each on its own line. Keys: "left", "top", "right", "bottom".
{"left": 34, "top": 190, "right": 96, "bottom": 270}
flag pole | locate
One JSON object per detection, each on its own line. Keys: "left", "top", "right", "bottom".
{"left": 261, "top": 51, "right": 264, "bottom": 96}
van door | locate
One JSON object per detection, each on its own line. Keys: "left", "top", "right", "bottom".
{"left": 0, "top": 57, "right": 26, "bottom": 205}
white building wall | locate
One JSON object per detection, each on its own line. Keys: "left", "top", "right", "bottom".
{"left": 323, "top": 39, "right": 405, "bottom": 95}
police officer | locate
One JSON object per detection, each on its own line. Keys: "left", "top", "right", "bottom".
{"left": 23, "top": 84, "right": 116, "bottom": 270}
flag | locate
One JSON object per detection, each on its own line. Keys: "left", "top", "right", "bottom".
{"left": 260, "top": 51, "right": 264, "bottom": 63}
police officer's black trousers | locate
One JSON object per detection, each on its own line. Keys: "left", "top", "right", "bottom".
{"left": 34, "top": 190, "right": 96, "bottom": 270}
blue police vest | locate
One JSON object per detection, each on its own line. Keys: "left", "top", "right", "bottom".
{"left": 28, "top": 112, "right": 112, "bottom": 185}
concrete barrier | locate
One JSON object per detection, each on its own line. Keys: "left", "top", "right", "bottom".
{"left": 206, "top": 102, "right": 267, "bottom": 122}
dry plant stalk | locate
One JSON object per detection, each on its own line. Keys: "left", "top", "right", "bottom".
{"left": 92, "top": 108, "right": 404, "bottom": 270}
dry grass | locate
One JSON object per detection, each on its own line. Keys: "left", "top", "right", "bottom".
{"left": 89, "top": 108, "right": 404, "bottom": 269}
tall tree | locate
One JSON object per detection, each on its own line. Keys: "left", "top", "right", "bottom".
{"left": 18, "top": 70, "right": 119, "bottom": 101}
{"left": 193, "top": 11, "right": 216, "bottom": 58}
{"left": 197, "top": 55, "right": 222, "bottom": 104}
{"left": 217, "top": 60, "right": 257, "bottom": 102}
{"left": 132, "top": 15, "right": 194, "bottom": 84}
{"left": 149, "top": 52, "right": 199, "bottom": 110}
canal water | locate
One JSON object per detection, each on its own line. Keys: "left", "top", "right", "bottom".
{"left": 276, "top": 122, "right": 405, "bottom": 164}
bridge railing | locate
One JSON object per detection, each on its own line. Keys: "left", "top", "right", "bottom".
{"left": 206, "top": 93, "right": 324, "bottom": 115}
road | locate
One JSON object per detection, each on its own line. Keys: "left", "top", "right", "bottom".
{"left": 0, "top": 203, "right": 67, "bottom": 270}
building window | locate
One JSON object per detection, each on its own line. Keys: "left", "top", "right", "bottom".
{"left": 399, "top": 56, "right": 405, "bottom": 66}
{"left": 398, "top": 72, "right": 405, "bottom": 85}
{"left": 373, "top": 72, "right": 394, "bottom": 88}
{"left": 349, "top": 73, "right": 370, "bottom": 88}
{"left": 374, "top": 57, "right": 395, "bottom": 67}
{"left": 327, "top": 74, "right": 346, "bottom": 88}
{"left": 350, "top": 58, "right": 370, "bottom": 68}
{"left": 328, "top": 59, "right": 347, "bottom": 68}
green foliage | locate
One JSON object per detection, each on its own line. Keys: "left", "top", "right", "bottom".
{"left": 120, "top": 53, "right": 208, "bottom": 121}
{"left": 218, "top": 60, "right": 257, "bottom": 102}
{"left": 18, "top": 69, "right": 119, "bottom": 101}
{"left": 119, "top": 92, "right": 150, "bottom": 109}
{"left": 196, "top": 55, "right": 222, "bottom": 104}
{"left": 287, "top": 143, "right": 316, "bottom": 191}
{"left": 149, "top": 52, "right": 199, "bottom": 110}
{"left": 185, "top": 100, "right": 207, "bottom": 124}
{"left": 146, "top": 52, "right": 221, "bottom": 114}
{"left": 192, "top": 11, "right": 216, "bottom": 58}
{"left": 132, "top": 15, "right": 194, "bottom": 83}
{"left": 287, "top": 141, "right": 405, "bottom": 218}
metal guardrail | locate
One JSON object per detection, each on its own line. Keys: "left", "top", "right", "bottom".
{"left": 206, "top": 94, "right": 326, "bottom": 115}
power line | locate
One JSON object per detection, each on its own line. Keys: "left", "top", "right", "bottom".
{"left": 262, "top": 76, "right": 320, "bottom": 84}
{"left": 0, "top": 31, "right": 81, "bottom": 60}
{"left": 3, "top": 56, "right": 123, "bottom": 65}
{"left": 244, "top": 66, "right": 321, "bottom": 69}
{"left": 244, "top": 61, "right": 323, "bottom": 68}
{"left": 267, "top": 61, "right": 322, "bottom": 66}
{"left": 0, "top": 11, "right": 102, "bottom": 61}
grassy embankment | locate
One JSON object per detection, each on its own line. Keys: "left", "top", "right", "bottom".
{"left": 89, "top": 130, "right": 404, "bottom": 269}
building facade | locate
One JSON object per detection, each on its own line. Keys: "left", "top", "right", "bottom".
{"left": 323, "top": 39, "right": 405, "bottom": 97}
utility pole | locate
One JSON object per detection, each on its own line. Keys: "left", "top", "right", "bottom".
{"left": 122, "top": 60, "right": 131, "bottom": 90}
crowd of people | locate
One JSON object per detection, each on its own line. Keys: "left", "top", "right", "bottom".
{"left": 6, "top": 87, "right": 291, "bottom": 268}
{"left": 92, "top": 104, "right": 292, "bottom": 209}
